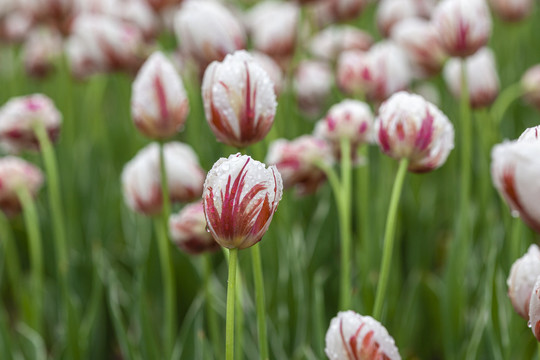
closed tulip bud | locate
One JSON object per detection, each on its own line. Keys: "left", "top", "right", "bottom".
{"left": 0, "top": 11, "right": 34, "bottom": 44}
{"left": 309, "top": 25, "right": 373, "bottom": 62}
{"left": 507, "top": 245, "right": 540, "bottom": 319}
{"left": 145, "top": 0, "right": 183, "bottom": 12}
{"left": 375, "top": 91, "right": 454, "bottom": 172}
{"left": 22, "top": 27, "right": 63, "bottom": 78}
{"left": 519, "top": 126, "right": 540, "bottom": 142}
{"left": 266, "top": 135, "right": 333, "bottom": 195}
{"left": 0, "top": 156, "right": 44, "bottom": 217}
{"left": 202, "top": 153, "right": 282, "bottom": 250}
{"left": 169, "top": 201, "right": 219, "bottom": 255}
{"left": 490, "top": 0, "right": 533, "bottom": 22}
{"left": 0, "top": 94, "right": 62, "bottom": 152}
{"left": 325, "top": 311, "right": 401, "bottom": 360}
{"left": 491, "top": 141, "right": 540, "bottom": 233}
{"left": 443, "top": 47, "right": 499, "bottom": 108}
{"left": 202, "top": 50, "right": 277, "bottom": 148}
{"left": 376, "top": 0, "right": 428, "bottom": 38}
{"left": 521, "top": 65, "right": 540, "bottom": 110}
{"left": 174, "top": 1, "right": 246, "bottom": 70}
{"left": 122, "top": 142, "right": 205, "bottom": 216}
{"left": 294, "top": 60, "right": 334, "bottom": 116}
{"left": 131, "top": 52, "right": 189, "bottom": 139}
{"left": 311, "top": 0, "right": 367, "bottom": 25}
{"left": 530, "top": 277, "right": 540, "bottom": 341}
{"left": 250, "top": 51, "right": 284, "bottom": 96}
{"left": 433, "top": 0, "right": 491, "bottom": 58}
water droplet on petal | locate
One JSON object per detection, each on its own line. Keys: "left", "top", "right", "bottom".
{"left": 528, "top": 320, "right": 532, "bottom": 328}
{"left": 511, "top": 210, "right": 520, "bottom": 218}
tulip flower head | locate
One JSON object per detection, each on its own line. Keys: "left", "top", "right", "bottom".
{"left": 375, "top": 91, "right": 455, "bottom": 172}
{"left": 529, "top": 276, "right": 540, "bottom": 341}
{"left": 521, "top": 65, "right": 540, "bottom": 110}
{"left": 376, "top": 0, "right": 433, "bottom": 37}
{"left": 294, "top": 60, "right": 334, "bottom": 116}
{"left": 490, "top": 0, "right": 533, "bottom": 22}
{"left": 0, "top": 156, "right": 44, "bottom": 217}
{"left": 22, "top": 27, "right": 63, "bottom": 78}
{"left": 519, "top": 126, "right": 540, "bottom": 142}
{"left": 250, "top": 51, "right": 284, "bottom": 96}
{"left": 169, "top": 201, "right": 220, "bottom": 255}
{"left": 325, "top": 311, "right": 401, "bottom": 360}
{"left": 0, "top": 94, "right": 62, "bottom": 152}
{"left": 202, "top": 153, "right": 282, "bottom": 250}
{"left": 507, "top": 244, "right": 540, "bottom": 319}
{"left": 491, "top": 141, "right": 540, "bottom": 233}
{"left": 309, "top": 25, "right": 373, "bottom": 62}
{"left": 312, "top": 0, "right": 368, "bottom": 26}
{"left": 202, "top": 50, "right": 277, "bottom": 148}
{"left": 131, "top": 51, "right": 190, "bottom": 139}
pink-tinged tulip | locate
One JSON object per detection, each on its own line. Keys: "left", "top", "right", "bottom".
{"left": 202, "top": 50, "right": 277, "bottom": 148}
{"left": 294, "top": 60, "right": 334, "bottom": 116}
{"left": 309, "top": 25, "right": 373, "bottom": 62}
{"left": 529, "top": 276, "right": 540, "bottom": 341}
{"left": 169, "top": 201, "right": 219, "bottom": 255}
{"left": 0, "top": 156, "right": 43, "bottom": 217}
{"left": 174, "top": 1, "right": 246, "bottom": 70}
{"left": 519, "top": 126, "right": 540, "bottom": 142}
{"left": 202, "top": 153, "right": 282, "bottom": 250}
{"left": 0, "top": 11, "right": 34, "bottom": 43}
{"left": 443, "top": 47, "right": 499, "bottom": 108}
{"left": 336, "top": 42, "right": 411, "bottom": 102}
{"left": 22, "top": 0, "right": 74, "bottom": 34}
{"left": 491, "top": 141, "right": 540, "bottom": 233}
{"left": 507, "top": 245, "right": 540, "bottom": 319}
{"left": 22, "top": 27, "right": 63, "bottom": 78}
{"left": 490, "top": 0, "right": 533, "bottom": 22}
{"left": 375, "top": 91, "right": 454, "bottom": 172}
{"left": 433, "top": 0, "right": 491, "bottom": 58}
{"left": 122, "top": 142, "right": 204, "bottom": 216}
{"left": 311, "top": 0, "right": 368, "bottom": 26}
{"left": 325, "top": 311, "right": 401, "bottom": 360}
{"left": 145, "top": 0, "right": 182, "bottom": 11}
{"left": 521, "top": 65, "right": 540, "bottom": 110}
{"left": 250, "top": 51, "right": 284, "bottom": 96}
{"left": 266, "top": 135, "right": 333, "bottom": 195}
{"left": 131, "top": 51, "right": 189, "bottom": 139}
{"left": 391, "top": 18, "right": 447, "bottom": 78}
{"left": 376, "top": 0, "right": 434, "bottom": 38}
{"left": 0, "top": 94, "right": 62, "bottom": 152}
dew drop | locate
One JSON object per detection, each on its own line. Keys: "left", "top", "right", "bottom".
{"left": 511, "top": 210, "right": 520, "bottom": 218}
{"left": 528, "top": 320, "right": 532, "bottom": 328}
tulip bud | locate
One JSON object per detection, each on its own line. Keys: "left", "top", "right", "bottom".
{"left": 325, "top": 311, "right": 401, "bottom": 360}
{"left": 518, "top": 126, "right": 540, "bottom": 142}
{"left": 0, "top": 94, "right": 62, "bottom": 152}
{"left": 433, "top": 0, "right": 492, "bottom": 58}
{"left": 250, "top": 51, "right": 284, "bottom": 96}
{"left": 311, "top": 0, "right": 368, "bottom": 26}
{"left": 169, "top": 201, "right": 219, "bottom": 255}
{"left": 294, "top": 60, "right": 334, "bottom": 116}
{"left": 491, "top": 141, "right": 540, "bottom": 233}
{"left": 490, "top": 0, "right": 533, "bottom": 22}
{"left": 529, "top": 276, "right": 540, "bottom": 341}
{"left": 22, "top": 27, "right": 63, "bottom": 78}
{"left": 202, "top": 153, "right": 283, "bottom": 250}
{"left": 265, "top": 135, "right": 333, "bottom": 196}
{"left": 0, "top": 156, "right": 44, "bottom": 217}
{"left": 145, "top": 0, "right": 182, "bottom": 12}
{"left": 174, "top": 1, "right": 246, "bottom": 70}
{"left": 202, "top": 50, "right": 277, "bottom": 148}
{"left": 122, "top": 142, "right": 205, "bottom": 216}
{"left": 443, "top": 47, "right": 499, "bottom": 108}
{"left": 521, "top": 65, "right": 540, "bottom": 110}
{"left": 507, "top": 245, "right": 540, "bottom": 319}
{"left": 375, "top": 91, "right": 455, "bottom": 172}
{"left": 131, "top": 51, "right": 190, "bottom": 140}
{"left": 309, "top": 25, "right": 373, "bottom": 62}
{"left": 0, "top": 11, "right": 34, "bottom": 44}
{"left": 376, "top": 0, "right": 431, "bottom": 38}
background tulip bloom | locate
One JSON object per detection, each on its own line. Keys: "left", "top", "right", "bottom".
{"left": 202, "top": 153, "right": 282, "bottom": 250}
{"left": 131, "top": 51, "right": 190, "bottom": 139}
{"left": 375, "top": 91, "right": 455, "bottom": 172}
{"left": 376, "top": 0, "right": 434, "bottom": 38}
{"left": 521, "top": 65, "right": 540, "bottom": 110}
{"left": 490, "top": 0, "right": 533, "bottom": 22}
{"left": 309, "top": 25, "right": 373, "bottom": 62}
{"left": 0, "top": 156, "right": 43, "bottom": 217}
{"left": 491, "top": 141, "right": 540, "bottom": 233}
{"left": 294, "top": 60, "right": 334, "bottom": 116}
{"left": 22, "top": 27, "right": 63, "bottom": 78}
{"left": 122, "top": 142, "right": 205, "bottom": 216}
{"left": 202, "top": 50, "right": 277, "bottom": 148}
{"left": 325, "top": 311, "right": 401, "bottom": 360}
{"left": 250, "top": 51, "right": 284, "bottom": 96}
{"left": 507, "top": 245, "right": 540, "bottom": 319}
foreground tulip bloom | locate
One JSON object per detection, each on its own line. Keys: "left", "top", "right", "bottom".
{"left": 433, "top": 0, "right": 491, "bottom": 58}
{"left": 507, "top": 245, "right": 540, "bottom": 319}
{"left": 202, "top": 50, "right": 277, "bottom": 148}
{"left": 521, "top": 65, "right": 540, "bottom": 110}
{"left": 443, "top": 48, "right": 499, "bottom": 108}
{"left": 325, "top": 311, "right": 401, "bottom": 360}
{"left": 131, "top": 52, "right": 189, "bottom": 139}
{"left": 169, "top": 201, "right": 219, "bottom": 255}
{"left": 294, "top": 60, "right": 334, "bottom": 116}
{"left": 529, "top": 277, "right": 540, "bottom": 341}
{"left": 375, "top": 91, "right": 455, "bottom": 172}
{"left": 0, "top": 94, "right": 62, "bottom": 152}
{"left": 490, "top": 0, "right": 533, "bottom": 22}
{"left": 203, "top": 154, "right": 282, "bottom": 250}
{"left": 519, "top": 126, "right": 540, "bottom": 142}
{"left": 122, "top": 142, "right": 205, "bottom": 215}
{"left": 0, "top": 156, "right": 43, "bottom": 217}
{"left": 491, "top": 141, "right": 540, "bottom": 233}
{"left": 309, "top": 25, "right": 373, "bottom": 62}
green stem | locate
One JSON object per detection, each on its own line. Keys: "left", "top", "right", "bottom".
{"left": 339, "top": 139, "right": 352, "bottom": 310}
{"left": 251, "top": 243, "right": 269, "bottom": 360}
{"left": 226, "top": 249, "right": 238, "bottom": 360}
{"left": 459, "top": 59, "right": 472, "bottom": 243}
{"left": 510, "top": 218, "right": 523, "bottom": 262}
{"left": 356, "top": 145, "right": 371, "bottom": 308}
{"left": 159, "top": 141, "right": 171, "bottom": 219}
{"left": 203, "top": 254, "right": 221, "bottom": 356}
{"left": 15, "top": 186, "right": 43, "bottom": 333}
{"left": 489, "top": 82, "right": 524, "bottom": 126}
{"left": 0, "top": 211, "right": 22, "bottom": 307}
{"left": 372, "top": 158, "right": 409, "bottom": 320}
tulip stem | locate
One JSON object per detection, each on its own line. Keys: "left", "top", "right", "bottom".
{"left": 157, "top": 141, "right": 175, "bottom": 358}
{"left": 490, "top": 82, "right": 524, "bottom": 126}
{"left": 373, "top": 158, "right": 409, "bottom": 320}
{"left": 0, "top": 211, "right": 22, "bottom": 309}
{"left": 510, "top": 218, "right": 523, "bottom": 263}
{"left": 356, "top": 144, "right": 372, "bottom": 307}
{"left": 251, "top": 243, "right": 269, "bottom": 360}
{"left": 226, "top": 248, "right": 238, "bottom": 360}
{"left": 339, "top": 139, "right": 352, "bottom": 310}
{"left": 203, "top": 254, "right": 221, "bottom": 356}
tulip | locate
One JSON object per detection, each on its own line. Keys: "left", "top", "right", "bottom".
{"left": 202, "top": 50, "right": 277, "bottom": 148}
{"left": 22, "top": 27, "right": 63, "bottom": 78}
{"left": 250, "top": 51, "right": 284, "bottom": 96}
{"left": 443, "top": 47, "right": 499, "bottom": 108}
{"left": 491, "top": 141, "right": 540, "bottom": 233}
{"left": 0, "top": 11, "right": 34, "bottom": 43}
{"left": 489, "top": 0, "right": 533, "bottom": 22}
{"left": 507, "top": 245, "right": 540, "bottom": 319}
{"left": 325, "top": 311, "right": 401, "bottom": 360}
{"left": 521, "top": 65, "right": 540, "bottom": 110}
{"left": 145, "top": 0, "right": 183, "bottom": 12}
{"left": 131, "top": 51, "right": 190, "bottom": 139}
{"left": 309, "top": 25, "right": 373, "bottom": 62}
{"left": 433, "top": 0, "right": 491, "bottom": 58}
{"left": 311, "top": 0, "right": 367, "bottom": 26}
{"left": 0, "top": 94, "right": 62, "bottom": 152}
{"left": 202, "top": 153, "right": 282, "bottom": 250}
{"left": 376, "top": 0, "right": 435, "bottom": 37}
{"left": 294, "top": 60, "right": 334, "bottom": 116}
{"left": 518, "top": 126, "right": 540, "bottom": 142}
{"left": 529, "top": 276, "right": 540, "bottom": 341}
{"left": 122, "top": 142, "right": 205, "bottom": 216}
{"left": 375, "top": 91, "right": 455, "bottom": 172}
{"left": 0, "top": 156, "right": 43, "bottom": 217}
